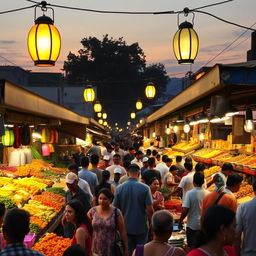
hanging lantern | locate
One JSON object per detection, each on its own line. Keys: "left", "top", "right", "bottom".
{"left": 173, "top": 125, "right": 179, "bottom": 133}
{"left": 94, "top": 101, "right": 102, "bottom": 112}
{"left": 97, "top": 112, "right": 102, "bottom": 118}
{"left": 1, "top": 130, "right": 15, "bottom": 146}
{"left": 84, "top": 86, "right": 95, "bottom": 102}
{"left": 136, "top": 99, "right": 143, "bottom": 110}
{"left": 173, "top": 20, "right": 199, "bottom": 64}
{"left": 152, "top": 132, "right": 156, "bottom": 138}
{"left": 244, "top": 109, "right": 254, "bottom": 132}
{"left": 98, "top": 119, "right": 103, "bottom": 125}
{"left": 199, "top": 133, "right": 205, "bottom": 141}
{"left": 102, "top": 113, "right": 107, "bottom": 120}
{"left": 131, "top": 112, "right": 136, "bottom": 119}
{"left": 166, "top": 127, "right": 171, "bottom": 135}
{"left": 42, "top": 144, "right": 50, "bottom": 156}
{"left": 28, "top": 9, "right": 61, "bottom": 67}
{"left": 145, "top": 82, "right": 156, "bottom": 99}
{"left": 184, "top": 124, "right": 190, "bottom": 133}
{"left": 103, "top": 121, "right": 108, "bottom": 126}
{"left": 139, "top": 119, "right": 143, "bottom": 124}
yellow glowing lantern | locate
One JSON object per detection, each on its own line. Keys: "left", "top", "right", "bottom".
{"left": 103, "top": 121, "right": 108, "bottom": 126}
{"left": 173, "top": 21, "right": 199, "bottom": 64}
{"left": 136, "top": 99, "right": 143, "bottom": 110}
{"left": 145, "top": 82, "right": 156, "bottom": 99}
{"left": 98, "top": 119, "right": 103, "bottom": 125}
{"left": 28, "top": 15, "right": 61, "bottom": 66}
{"left": 131, "top": 112, "right": 136, "bottom": 119}
{"left": 94, "top": 101, "right": 102, "bottom": 112}
{"left": 83, "top": 86, "right": 95, "bottom": 102}
{"left": 97, "top": 112, "right": 102, "bottom": 118}
{"left": 102, "top": 113, "right": 107, "bottom": 120}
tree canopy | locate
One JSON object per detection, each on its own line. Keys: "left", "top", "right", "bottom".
{"left": 63, "top": 34, "right": 170, "bottom": 124}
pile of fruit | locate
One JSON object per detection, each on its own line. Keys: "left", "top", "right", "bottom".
{"left": 204, "top": 166, "right": 221, "bottom": 177}
{"left": 193, "top": 148, "right": 223, "bottom": 159}
{"left": 172, "top": 141, "right": 200, "bottom": 152}
{"left": 32, "top": 233, "right": 71, "bottom": 256}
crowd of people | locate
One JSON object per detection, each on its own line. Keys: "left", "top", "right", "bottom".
{"left": 0, "top": 140, "right": 255, "bottom": 256}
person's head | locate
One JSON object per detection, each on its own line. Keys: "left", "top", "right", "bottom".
{"left": 198, "top": 205, "right": 236, "bottom": 247}
{"left": 114, "top": 143, "right": 120, "bottom": 151}
{"left": 193, "top": 172, "right": 205, "bottom": 187}
{"left": 101, "top": 170, "right": 110, "bottom": 184}
{"left": 148, "top": 157, "right": 156, "bottom": 168}
{"left": 146, "top": 149, "right": 152, "bottom": 156}
{"left": 169, "top": 165, "right": 178, "bottom": 176}
{"left": 65, "top": 172, "right": 79, "bottom": 192}
{"left": 148, "top": 177, "right": 160, "bottom": 192}
{"left": 3, "top": 208, "right": 30, "bottom": 243}
{"left": 152, "top": 150, "right": 158, "bottom": 157}
{"left": 156, "top": 154, "right": 161, "bottom": 161}
{"left": 127, "top": 164, "right": 140, "bottom": 178}
{"left": 226, "top": 174, "right": 243, "bottom": 193}
{"left": 222, "top": 163, "right": 233, "bottom": 177}
{"left": 142, "top": 157, "right": 149, "bottom": 168}
{"left": 184, "top": 162, "right": 193, "bottom": 172}
{"left": 165, "top": 158, "right": 173, "bottom": 168}
{"left": 65, "top": 200, "right": 93, "bottom": 235}
{"left": 90, "top": 154, "right": 99, "bottom": 166}
{"left": 113, "top": 154, "right": 121, "bottom": 165}
{"left": 150, "top": 142, "right": 154, "bottom": 146}
{"left": 195, "top": 163, "right": 205, "bottom": 173}
{"left": 185, "top": 156, "right": 193, "bottom": 164}
{"left": 103, "top": 155, "right": 110, "bottom": 165}
{"left": 80, "top": 156, "right": 89, "bottom": 168}
{"left": 106, "top": 144, "right": 113, "bottom": 153}
{"left": 63, "top": 245, "right": 86, "bottom": 256}
{"left": 67, "top": 164, "right": 79, "bottom": 175}
{"left": 129, "top": 147, "right": 136, "bottom": 155}
{"left": 113, "top": 167, "right": 122, "bottom": 182}
{"left": 123, "top": 161, "right": 131, "bottom": 171}
{"left": 161, "top": 155, "right": 168, "bottom": 163}
{"left": 135, "top": 151, "right": 143, "bottom": 160}
{"left": 152, "top": 210, "right": 174, "bottom": 240}
{"left": 176, "top": 155, "right": 182, "bottom": 163}
{"left": 97, "top": 188, "right": 114, "bottom": 207}
{"left": 0, "top": 203, "right": 5, "bottom": 226}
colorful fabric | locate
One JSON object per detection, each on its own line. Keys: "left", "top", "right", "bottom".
{"left": 0, "top": 243, "right": 44, "bottom": 256}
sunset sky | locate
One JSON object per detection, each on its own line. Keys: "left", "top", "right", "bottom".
{"left": 0, "top": 0, "right": 256, "bottom": 77}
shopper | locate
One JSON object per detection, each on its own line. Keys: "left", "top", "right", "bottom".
{"left": 87, "top": 140, "right": 101, "bottom": 158}
{"left": 102, "top": 143, "right": 114, "bottom": 165}
{"left": 186, "top": 205, "right": 237, "bottom": 256}
{"left": 99, "top": 155, "right": 111, "bottom": 169}
{"left": 67, "top": 164, "right": 93, "bottom": 203}
{"left": 88, "top": 188, "right": 128, "bottom": 256}
{"left": 106, "top": 154, "right": 126, "bottom": 179}
{"left": 175, "top": 155, "right": 185, "bottom": 177}
{"left": 156, "top": 155, "right": 171, "bottom": 181}
{"left": 0, "top": 208, "right": 44, "bottom": 256}
{"left": 235, "top": 180, "right": 256, "bottom": 256}
{"left": 110, "top": 167, "right": 122, "bottom": 187}
{"left": 73, "top": 146, "right": 85, "bottom": 166}
{"left": 90, "top": 154, "right": 103, "bottom": 184}
{"left": 64, "top": 200, "right": 93, "bottom": 255}
{"left": 141, "top": 157, "right": 161, "bottom": 185}
{"left": 119, "top": 161, "right": 131, "bottom": 184}
{"left": 178, "top": 172, "right": 209, "bottom": 249}
{"left": 113, "top": 164, "right": 154, "bottom": 256}
{"left": 79, "top": 156, "right": 98, "bottom": 196}
{"left": 162, "top": 165, "right": 179, "bottom": 192}
{"left": 94, "top": 170, "right": 115, "bottom": 205}
{"left": 131, "top": 151, "right": 143, "bottom": 168}
{"left": 133, "top": 210, "right": 185, "bottom": 256}
{"left": 202, "top": 173, "right": 242, "bottom": 214}
{"left": 113, "top": 143, "right": 125, "bottom": 161}
{"left": 123, "top": 147, "right": 136, "bottom": 162}
{"left": 145, "top": 149, "right": 152, "bottom": 158}
{"left": 148, "top": 178, "right": 165, "bottom": 211}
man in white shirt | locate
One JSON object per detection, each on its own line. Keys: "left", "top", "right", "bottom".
{"left": 102, "top": 143, "right": 115, "bottom": 165}
{"left": 131, "top": 151, "right": 143, "bottom": 168}
{"left": 236, "top": 181, "right": 256, "bottom": 256}
{"left": 106, "top": 154, "right": 126, "bottom": 179}
{"left": 178, "top": 172, "right": 209, "bottom": 249}
{"left": 156, "top": 155, "right": 173, "bottom": 181}
{"left": 172, "top": 162, "right": 194, "bottom": 201}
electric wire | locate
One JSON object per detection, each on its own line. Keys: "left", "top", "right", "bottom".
{"left": 0, "top": 4, "right": 37, "bottom": 15}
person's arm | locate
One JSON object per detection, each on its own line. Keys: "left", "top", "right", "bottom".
{"left": 117, "top": 212, "right": 128, "bottom": 256}
{"left": 147, "top": 205, "right": 154, "bottom": 222}
{"left": 178, "top": 207, "right": 189, "bottom": 230}
{"left": 111, "top": 184, "right": 115, "bottom": 194}
{"left": 75, "top": 227, "right": 87, "bottom": 250}
{"left": 171, "top": 186, "right": 182, "bottom": 196}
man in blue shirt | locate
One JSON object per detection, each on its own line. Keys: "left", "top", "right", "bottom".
{"left": 79, "top": 156, "right": 98, "bottom": 195}
{"left": 113, "top": 164, "right": 154, "bottom": 256}
{"left": 0, "top": 208, "right": 44, "bottom": 256}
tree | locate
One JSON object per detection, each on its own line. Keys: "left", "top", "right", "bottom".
{"left": 63, "top": 35, "right": 169, "bottom": 124}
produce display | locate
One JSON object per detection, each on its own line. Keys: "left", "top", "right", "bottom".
{"left": 162, "top": 148, "right": 185, "bottom": 159}
{"left": 32, "top": 233, "right": 71, "bottom": 256}
{"left": 193, "top": 148, "right": 224, "bottom": 160}
{"left": 172, "top": 141, "right": 200, "bottom": 153}
{"left": 204, "top": 166, "right": 221, "bottom": 178}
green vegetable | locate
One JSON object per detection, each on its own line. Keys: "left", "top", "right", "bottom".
{"left": 31, "top": 145, "right": 43, "bottom": 160}
{"left": 30, "top": 223, "right": 40, "bottom": 233}
{"left": 158, "top": 187, "right": 171, "bottom": 194}
{"left": 46, "top": 187, "right": 65, "bottom": 197}
{"left": 41, "top": 170, "right": 58, "bottom": 177}
{"left": 0, "top": 196, "right": 16, "bottom": 209}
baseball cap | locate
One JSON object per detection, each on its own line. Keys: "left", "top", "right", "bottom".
{"left": 142, "top": 157, "right": 149, "bottom": 163}
{"left": 103, "top": 155, "right": 110, "bottom": 160}
{"left": 114, "top": 167, "right": 122, "bottom": 174}
{"left": 66, "top": 172, "right": 78, "bottom": 184}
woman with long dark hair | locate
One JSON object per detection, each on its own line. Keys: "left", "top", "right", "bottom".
{"left": 88, "top": 188, "right": 128, "bottom": 256}
{"left": 187, "top": 205, "right": 237, "bottom": 256}
{"left": 64, "top": 200, "right": 93, "bottom": 256}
